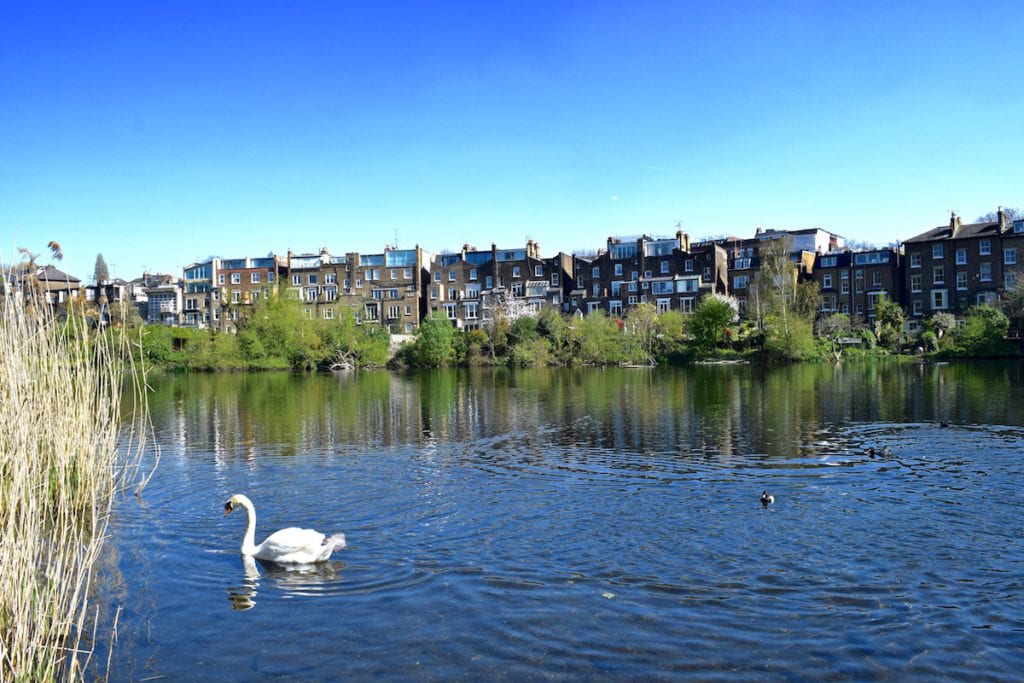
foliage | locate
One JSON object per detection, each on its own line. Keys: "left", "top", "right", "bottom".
{"left": 569, "top": 311, "right": 630, "bottom": 365}
{"left": 873, "top": 296, "right": 905, "bottom": 350}
{"left": 93, "top": 253, "right": 109, "bottom": 284}
{"left": 409, "top": 312, "right": 455, "bottom": 367}
{"left": 928, "top": 312, "right": 956, "bottom": 339}
{"left": 0, "top": 286, "right": 148, "bottom": 680}
{"left": 815, "top": 312, "right": 852, "bottom": 359}
{"left": 688, "top": 294, "right": 739, "bottom": 356}
{"left": 945, "top": 305, "right": 1012, "bottom": 357}
{"left": 764, "top": 314, "right": 818, "bottom": 361}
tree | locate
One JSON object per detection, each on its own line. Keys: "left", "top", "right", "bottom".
{"left": 751, "top": 235, "right": 798, "bottom": 333}
{"left": 688, "top": 293, "right": 739, "bottom": 356}
{"left": 929, "top": 312, "right": 956, "bottom": 339}
{"left": 412, "top": 312, "right": 455, "bottom": 367}
{"left": 951, "top": 305, "right": 1010, "bottom": 356}
{"left": 94, "top": 253, "right": 110, "bottom": 284}
{"left": 624, "top": 302, "right": 659, "bottom": 364}
{"left": 815, "top": 312, "right": 852, "bottom": 360}
{"left": 975, "top": 207, "right": 1023, "bottom": 223}
{"left": 873, "top": 296, "right": 905, "bottom": 350}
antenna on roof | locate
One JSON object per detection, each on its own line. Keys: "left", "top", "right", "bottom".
{"left": 393, "top": 229, "right": 400, "bottom": 250}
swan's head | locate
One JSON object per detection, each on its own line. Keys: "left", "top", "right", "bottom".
{"left": 224, "top": 494, "right": 252, "bottom": 516}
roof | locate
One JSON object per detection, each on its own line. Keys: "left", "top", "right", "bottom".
{"left": 904, "top": 219, "right": 1002, "bottom": 243}
{"left": 36, "top": 265, "right": 81, "bottom": 284}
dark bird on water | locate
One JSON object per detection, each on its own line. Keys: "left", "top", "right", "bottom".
{"left": 761, "top": 490, "right": 774, "bottom": 505}
{"left": 868, "top": 446, "right": 893, "bottom": 458}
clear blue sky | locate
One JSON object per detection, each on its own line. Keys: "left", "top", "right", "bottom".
{"left": 2, "top": 1, "right": 1022, "bottom": 282}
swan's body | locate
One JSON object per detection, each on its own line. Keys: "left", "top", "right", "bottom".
{"left": 224, "top": 494, "right": 346, "bottom": 563}
{"left": 760, "top": 490, "right": 774, "bottom": 505}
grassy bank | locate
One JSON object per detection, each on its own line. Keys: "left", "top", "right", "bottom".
{"left": 0, "top": 293, "right": 148, "bottom": 680}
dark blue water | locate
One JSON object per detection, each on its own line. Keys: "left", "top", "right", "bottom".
{"left": 100, "top": 363, "right": 1024, "bottom": 680}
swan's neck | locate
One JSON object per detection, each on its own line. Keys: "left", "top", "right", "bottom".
{"left": 239, "top": 500, "right": 259, "bottom": 556}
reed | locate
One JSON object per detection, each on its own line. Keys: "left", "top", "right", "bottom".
{"left": 0, "top": 288, "right": 149, "bottom": 681}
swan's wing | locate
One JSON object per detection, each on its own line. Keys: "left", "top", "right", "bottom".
{"left": 256, "top": 527, "right": 325, "bottom": 560}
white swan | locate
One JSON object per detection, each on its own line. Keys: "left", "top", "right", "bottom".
{"left": 224, "top": 493, "right": 346, "bottom": 563}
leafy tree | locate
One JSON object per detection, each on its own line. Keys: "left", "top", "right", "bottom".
{"left": 950, "top": 305, "right": 1010, "bottom": 356}
{"left": 688, "top": 293, "right": 738, "bottom": 356}
{"left": 411, "top": 312, "right": 455, "bottom": 367}
{"left": 93, "top": 253, "right": 110, "bottom": 284}
{"left": 815, "top": 312, "right": 852, "bottom": 360}
{"left": 572, "top": 311, "right": 629, "bottom": 365}
{"left": 929, "top": 312, "right": 956, "bottom": 339}
{"left": 107, "top": 300, "right": 145, "bottom": 328}
{"left": 624, "top": 302, "right": 659, "bottom": 364}
{"left": 764, "top": 314, "right": 817, "bottom": 361}
{"left": 751, "top": 235, "right": 798, "bottom": 333}
{"left": 873, "top": 296, "right": 905, "bottom": 350}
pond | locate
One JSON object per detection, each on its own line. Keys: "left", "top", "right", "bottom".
{"left": 99, "top": 361, "right": 1024, "bottom": 680}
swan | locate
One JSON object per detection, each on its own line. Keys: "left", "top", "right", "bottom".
{"left": 760, "top": 490, "right": 774, "bottom": 505}
{"left": 224, "top": 494, "right": 346, "bottom": 563}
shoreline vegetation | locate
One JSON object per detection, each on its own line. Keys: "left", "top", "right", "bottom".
{"left": 0, "top": 287, "right": 150, "bottom": 680}
{"left": 124, "top": 292, "right": 1021, "bottom": 373}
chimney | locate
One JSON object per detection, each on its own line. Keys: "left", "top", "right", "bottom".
{"left": 950, "top": 212, "right": 962, "bottom": 236}
{"left": 677, "top": 230, "right": 690, "bottom": 252}
{"left": 998, "top": 206, "right": 1007, "bottom": 229}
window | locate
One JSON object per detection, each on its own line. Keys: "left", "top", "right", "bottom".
{"left": 651, "top": 281, "right": 673, "bottom": 295}
{"left": 840, "top": 282, "right": 849, "bottom": 294}
{"left": 324, "top": 287, "right": 337, "bottom": 302}
{"left": 910, "top": 253, "right": 921, "bottom": 268}
{"left": 627, "top": 295, "right": 638, "bottom": 305}
{"left": 326, "top": 273, "right": 336, "bottom": 284}
{"left": 931, "top": 289, "right": 948, "bottom": 310}
{"left": 469, "top": 268, "right": 477, "bottom": 280}
{"left": 513, "top": 266, "right": 521, "bottom": 278}
{"left": 1015, "top": 220, "right": 1024, "bottom": 234}
{"left": 856, "top": 281, "right": 863, "bottom": 294}
{"left": 823, "top": 274, "right": 833, "bottom": 289}
{"left": 218, "top": 274, "right": 225, "bottom": 285}
{"left": 231, "top": 290, "right": 241, "bottom": 304}
{"left": 871, "top": 271, "right": 882, "bottom": 286}
{"left": 446, "top": 270, "right": 455, "bottom": 282}
{"left": 656, "top": 299, "right": 671, "bottom": 314}
{"left": 1006, "top": 271, "right": 1017, "bottom": 288}
{"left": 292, "top": 275, "right": 301, "bottom": 285}
{"left": 956, "top": 272, "right": 967, "bottom": 290}
{"left": 323, "top": 307, "right": 335, "bottom": 320}
{"left": 268, "top": 272, "right": 275, "bottom": 283}
{"left": 685, "top": 259, "right": 694, "bottom": 272}
{"left": 430, "top": 287, "right": 438, "bottom": 300}
{"left": 911, "top": 274, "right": 922, "bottom": 292}
{"left": 230, "top": 273, "right": 241, "bottom": 284}
{"left": 841, "top": 271, "right": 849, "bottom": 279}
{"left": 609, "top": 300, "right": 622, "bottom": 316}
{"left": 388, "top": 305, "right": 401, "bottom": 319}
{"left": 434, "top": 271, "right": 441, "bottom": 282}
{"left": 486, "top": 276, "right": 493, "bottom": 288}
{"left": 592, "top": 267, "right": 600, "bottom": 279}
{"left": 932, "top": 244, "right": 944, "bottom": 259}
{"left": 980, "top": 240, "right": 991, "bottom": 255}
{"left": 614, "top": 264, "right": 623, "bottom": 276}
{"left": 355, "top": 278, "right": 363, "bottom": 288}
{"left": 980, "top": 262, "right": 992, "bottom": 282}
{"left": 955, "top": 248, "right": 967, "bottom": 265}
{"left": 344, "top": 278, "right": 350, "bottom": 289}
{"left": 681, "top": 297, "right": 695, "bottom": 313}
{"left": 734, "top": 258, "right": 751, "bottom": 269}
{"left": 592, "top": 283, "right": 600, "bottom": 297}
{"left": 308, "top": 274, "right": 318, "bottom": 285}
{"left": 733, "top": 275, "right": 749, "bottom": 290}
{"left": 550, "top": 273, "right": 560, "bottom": 287}
{"left": 465, "top": 302, "right": 479, "bottom": 319}
{"left": 977, "top": 291, "right": 997, "bottom": 306}
{"left": 404, "top": 268, "right": 412, "bottom": 279}
{"left": 251, "top": 272, "right": 261, "bottom": 284}
{"left": 660, "top": 260, "right": 670, "bottom": 274}
{"left": 933, "top": 266, "right": 944, "bottom": 284}
{"left": 535, "top": 265, "right": 543, "bottom": 277}
{"left": 1005, "top": 248, "right": 1017, "bottom": 265}
{"left": 820, "top": 256, "right": 837, "bottom": 267}
{"left": 610, "top": 281, "right": 622, "bottom": 296}
{"left": 511, "top": 282, "right": 524, "bottom": 297}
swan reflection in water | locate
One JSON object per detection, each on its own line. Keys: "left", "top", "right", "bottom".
{"left": 228, "top": 555, "right": 346, "bottom": 611}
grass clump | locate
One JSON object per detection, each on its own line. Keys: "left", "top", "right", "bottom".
{"left": 0, "top": 288, "right": 149, "bottom": 681}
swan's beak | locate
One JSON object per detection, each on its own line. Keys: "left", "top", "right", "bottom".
{"left": 223, "top": 501, "right": 233, "bottom": 516}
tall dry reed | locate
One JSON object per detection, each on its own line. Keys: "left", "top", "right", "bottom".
{"left": 0, "top": 289, "right": 149, "bottom": 681}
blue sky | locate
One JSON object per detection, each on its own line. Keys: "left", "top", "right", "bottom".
{"left": 2, "top": 1, "right": 1022, "bottom": 282}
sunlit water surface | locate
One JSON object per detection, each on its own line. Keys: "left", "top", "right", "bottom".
{"left": 99, "top": 363, "right": 1024, "bottom": 680}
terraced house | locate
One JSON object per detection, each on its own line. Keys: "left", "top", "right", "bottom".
{"left": 570, "top": 232, "right": 728, "bottom": 317}
{"left": 902, "top": 210, "right": 1024, "bottom": 321}
{"left": 813, "top": 247, "right": 902, "bottom": 325}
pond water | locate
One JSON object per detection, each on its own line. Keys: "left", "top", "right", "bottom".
{"left": 99, "top": 362, "right": 1024, "bottom": 680}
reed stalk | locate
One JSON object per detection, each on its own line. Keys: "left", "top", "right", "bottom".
{"left": 0, "top": 287, "right": 149, "bottom": 681}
